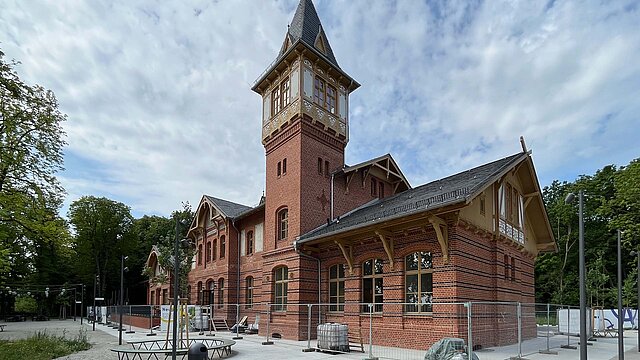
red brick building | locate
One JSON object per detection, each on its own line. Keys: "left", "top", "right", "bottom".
{"left": 147, "top": 0, "right": 556, "bottom": 349}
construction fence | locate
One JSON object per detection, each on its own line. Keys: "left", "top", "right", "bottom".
{"left": 94, "top": 302, "right": 587, "bottom": 360}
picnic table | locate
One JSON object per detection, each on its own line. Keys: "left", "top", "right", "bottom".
{"left": 111, "top": 337, "right": 235, "bottom": 360}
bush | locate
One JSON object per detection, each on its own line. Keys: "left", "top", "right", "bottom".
{"left": 14, "top": 297, "right": 38, "bottom": 314}
{"left": 0, "top": 329, "right": 91, "bottom": 360}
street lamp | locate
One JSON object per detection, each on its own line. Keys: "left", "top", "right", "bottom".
{"left": 119, "top": 255, "right": 129, "bottom": 346}
{"left": 617, "top": 230, "right": 624, "bottom": 360}
{"left": 565, "top": 190, "right": 587, "bottom": 360}
{"left": 630, "top": 246, "right": 640, "bottom": 352}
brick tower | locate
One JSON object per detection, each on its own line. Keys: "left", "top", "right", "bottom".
{"left": 252, "top": 0, "right": 360, "bottom": 253}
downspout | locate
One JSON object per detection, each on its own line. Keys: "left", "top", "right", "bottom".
{"left": 294, "top": 238, "right": 321, "bottom": 306}
{"left": 330, "top": 173, "right": 335, "bottom": 221}
{"left": 232, "top": 219, "right": 241, "bottom": 310}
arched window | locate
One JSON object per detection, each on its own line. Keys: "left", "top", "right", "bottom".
{"left": 245, "top": 276, "right": 254, "bottom": 308}
{"left": 362, "top": 258, "right": 383, "bottom": 312}
{"left": 197, "top": 245, "right": 203, "bottom": 266}
{"left": 277, "top": 208, "right": 288, "bottom": 241}
{"left": 329, "top": 264, "right": 346, "bottom": 311}
{"left": 405, "top": 251, "right": 433, "bottom": 313}
{"left": 274, "top": 266, "right": 288, "bottom": 311}
{"left": 212, "top": 240, "right": 217, "bottom": 261}
{"left": 205, "top": 241, "right": 211, "bottom": 262}
{"left": 220, "top": 236, "right": 226, "bottom": 259}
{"left": 247, "top": 231, "right": 254, "bottom": 255}
{"left": 218, "top": 278, "right": 224, "bottom": 308}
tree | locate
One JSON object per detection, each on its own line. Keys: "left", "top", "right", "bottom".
{"left": 68, "top": 196, "right": 134, "bottom": 302}
{"left": 0, "top": 49, "right": 68, "bottom": 282}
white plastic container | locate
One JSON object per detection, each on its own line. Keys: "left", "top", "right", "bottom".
{"left": 317, "top": 323, "right": 349, "bottom": 352}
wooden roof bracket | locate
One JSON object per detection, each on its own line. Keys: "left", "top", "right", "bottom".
{"left": 335, "top": 240, "right": 354, "bottom": 275}
{"left": 428, "top": 216, "right": 449, "bottom": 264}
{"left": 361, "top": 166, "right": 371, "bottom": 188}
{"left": 375, "top": 230, "right": 394, "bottom": 267}
{"left": 345, "top": 171, "right": 355, "bottom": 194}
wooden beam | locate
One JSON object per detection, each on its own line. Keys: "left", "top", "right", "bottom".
{"left": 375, "top": 230, "right": 394, "bottom": 267}
{"left": 524, "top": 197, "right": 534, "bottom": 209}
{"left": 523, "top": 191, "right": 539, "bottom": 198}
{"left": 345, "top": 172, "right": 355, "bottom": 194}
{"left": 428, "top": 216, "right": 449, "bottom": 264}
{"left": 361, "top": 166, "right": 371, "bottom": 188}
{"left": 335, "top": 240, "right": 354, "bottom": 275}
{"left": 373, "top": 162, "right": 403, "bottom": 179}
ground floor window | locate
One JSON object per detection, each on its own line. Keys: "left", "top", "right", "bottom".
{"left": 246, "top": 276, "right": 254, "bottom": 308}
{"left": 218, "top": 278, "right": 224, "bottom": 308}
{"left": 274, "top": 266, "right": 288, "bottom": 311}
{"left": 405, "top": 251, "right": 433, "bottom": 313}
{"left": 362, "top": 258, "right": 384, "bottom": 312}
{"left": 329, "top": 264, "right": 346, "bottom": 311}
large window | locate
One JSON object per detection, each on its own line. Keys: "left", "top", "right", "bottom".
{"left": 272, "top": 85, "right": 281, "bottom": 115}
{"left": 362, "top": 258, "right": 384, "bottom": 312}
{"left": 405, "top": 251, "right": 433, "bottom": 313}
{"left": 313, "top": 76, "right": 337, "bottom": 113}
{"left": 329, "top": 264, "right": 346, "bottom": 311}
{"left": 271, "top": 78, "right": 290, "bottom": 116}
{"left": 277, "top": 208, "right": 288, "bottom": 241}
{"left": 220, "top": 235, "right": 225, "bottom": 258}
{"left": 274, "top": 266, "right": 288, "bottom": 311}
{"left": 212, "top": 240, "right": 217, "bottom": 261}
{"left": 247, "top": 231, "right": 254, "bottom": 255}
{"left": 207, "top": 280, "right": 215, "bottom": 305}
{"left": 498, "top": 182, "right": 525, "bottom": 244}
{"left": 246, "top": 276, "right": 254, "bottom": 309}
{"left": 281, "top": 78, "right": 290, "bottom": 109}
{"left": 197, "top": 244, "right": 202, "bottom": 266}
{"left": 218, "top": 278, "right": 224, "bottom": 308}
{"left": 205, "top": 242, "right": 211, "bottom": 262}
{"left": 197, "top": 281, "right": 203, "bottom": 304}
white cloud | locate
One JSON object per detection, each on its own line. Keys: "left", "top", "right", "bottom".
{"left": 1, "top": 0, "right": 639, "bottom": 217}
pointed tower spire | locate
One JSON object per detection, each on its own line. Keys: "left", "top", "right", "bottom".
{"left": 282, "top": 0, "right": 339, "bottom": 68}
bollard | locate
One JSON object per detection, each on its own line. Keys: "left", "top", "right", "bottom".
{"left": 262, "top": 304, "right": 273, "bottom": 345}
{"left": 302, "top": 304, "right": 314, "bottom": 352}
{"left": 187, "top": 342, "right": 208, "bottom": 360}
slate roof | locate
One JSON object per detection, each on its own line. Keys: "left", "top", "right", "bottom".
{"left": 284, "top": 0, "right": 339, "bottom": 68}
{"left": 298, "top": 152, "right": 528, "bottom": 243}
{"left": 204, "top": 195, "right": 253, "bottom": 219}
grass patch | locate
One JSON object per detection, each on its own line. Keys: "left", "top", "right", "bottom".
{"left": 0, "top": 328, "right": 91, "bottom": 360}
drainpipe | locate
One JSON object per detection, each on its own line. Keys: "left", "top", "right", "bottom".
{"left": 330, "top": 173, "right": 335, "bottom": 221}
{"left": 232, "top": 220, "right": 241, "bottom": 310}
{"left": 294, "top": 238, "right": 321, "bottom": 305}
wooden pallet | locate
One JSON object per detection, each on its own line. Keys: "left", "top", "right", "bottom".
{"left": 348, "top": 328, "right": 365, "bottom": 353}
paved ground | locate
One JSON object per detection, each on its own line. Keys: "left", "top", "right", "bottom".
{"left": 0, "top": 319, "right": 637, "bottom": 359}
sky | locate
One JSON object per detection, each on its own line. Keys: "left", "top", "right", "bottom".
{"left": 1, "top": 0, "right": 639, "bottom": 218}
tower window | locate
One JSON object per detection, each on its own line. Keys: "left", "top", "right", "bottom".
{"left": 282, "top": 158, "right": 287, "bottom": 174}
{"left": 318, "top": 158, "right": 323, "bottom": 175}
{"left": 272, "top": 86, "right": 281, "bottom": 115}
{"left": 324, "top": 160, "right": 329, "bottom": 176}
{"left": 314, "top": 77, "right": 325, "bottom": 107}
{"left": 281, "top": 78, "right": 290, "bottom": 108}
{"left": 327, "top": 85, "right": 336, "bottom": 113}
{"left": 212, "top": 240, "right": 217, "bottom": 261}
{"left": 277, "top": 208, "right": 288, "bottom": 240}
{"left": 220, "top": 235, "right": 226, "bottom": 259}
{"left": 277, "top": 161, "right": 282, "bottom": 177}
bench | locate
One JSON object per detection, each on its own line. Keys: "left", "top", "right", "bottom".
{"left": 111, "top": 348, "right": 188, "bottom": 360}
{"left": 0, "top": 324, "right": 5, "bottom": 332}
{"left": 120, "top": 337, "right": 236, "bottom": 359}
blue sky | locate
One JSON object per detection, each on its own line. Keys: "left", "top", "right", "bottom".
{"left": 2, "top": 0, "right": 639, "bottom": 218}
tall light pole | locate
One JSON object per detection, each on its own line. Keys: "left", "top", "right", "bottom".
{"left": 617, "top": 230, "right": 624, "bottom": 360}
{"left": 565, "top": 190, "right": 587, "bottom": 360}
{"left": 93, "top": 275, "right": 98, "bottom": 331}
{"left": 630, "top": 247, "right": 640, "bottom": 352}
{"left": 119, "top": 255, "right": 128, "bottom": 345}
{"left": 172, "top": 218, "right": 180, "bottom": 360}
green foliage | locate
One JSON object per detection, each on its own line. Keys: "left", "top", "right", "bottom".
{"left": 0, "top": 50, "right": 68, "bottom": 282}
{"left": 536, "top": 159, "right": 640, "bottom": 307}
{"left": 14, "top": 296, "right": 37, "bottom": 313}
{"left": 68, "top": 196, "right": 134, "bottom": 298}
{"left": 0, "top": 329, "right": 90, "bottom": 360}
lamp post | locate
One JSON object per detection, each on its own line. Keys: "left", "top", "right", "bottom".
{"left": 172, "top": 218, "right": 180, "bottom": 360}
{"left": 565, "top": 190, "right": 587, "bottom": 360}
{"left": 630, "top": 247, "right": 640, "bottom": 352}
{"left": 119, "top": 255, "right": 129, "bottom": 346}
